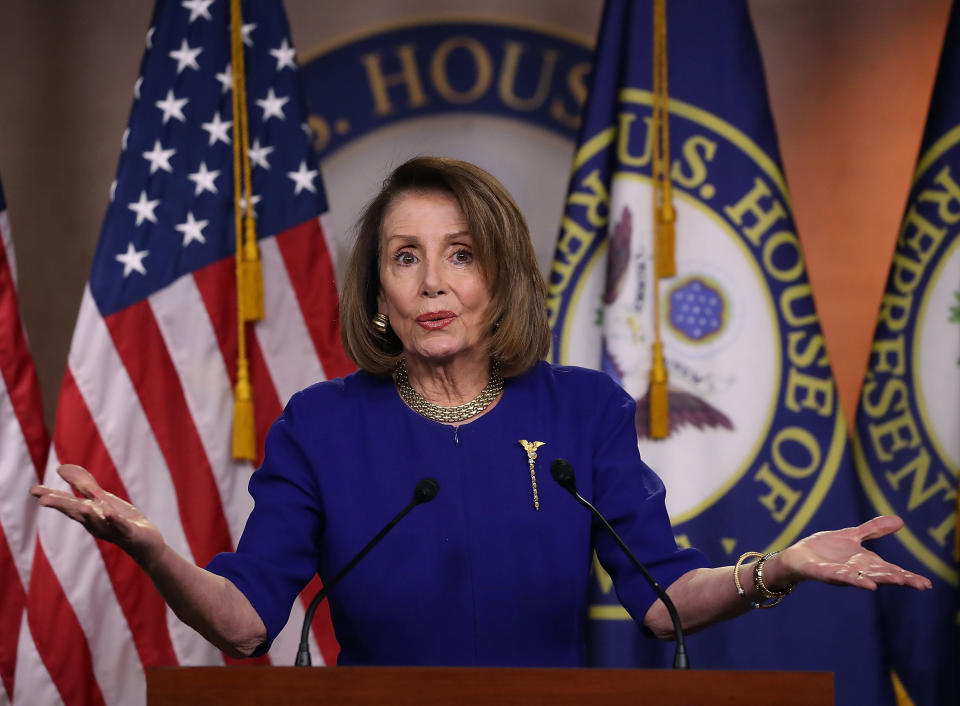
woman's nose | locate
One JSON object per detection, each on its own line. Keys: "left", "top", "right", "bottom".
{"left": 420, "top": 259, "right": 446, "bottom": 297}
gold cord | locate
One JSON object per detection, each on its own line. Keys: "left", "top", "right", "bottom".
{"left": 648, "top": 0, "right": 673, "bottom": 439}
{"left": 230, "top": 0, "right": 256, "bottom": 460}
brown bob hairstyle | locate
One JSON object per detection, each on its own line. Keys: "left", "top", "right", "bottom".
{"left": 340, "top": 156, "right": 550, "bottom": 378}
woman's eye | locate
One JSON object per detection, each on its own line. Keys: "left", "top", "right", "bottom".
{"left": 452, "top": 249, "right": 473, "bottom": 264}
{"left": 394, "top": 251, "right": 417, "bottom": 265}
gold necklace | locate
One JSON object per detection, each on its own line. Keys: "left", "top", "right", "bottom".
{"left": 394, "top": 358, "right": 503, "bottom": 423}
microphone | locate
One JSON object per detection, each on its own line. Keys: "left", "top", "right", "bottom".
{"left": 550, "top": 459, "right": 690, "bottom": 669}
{"left": 294, "top": 478, "right": 440, "bottom": 666}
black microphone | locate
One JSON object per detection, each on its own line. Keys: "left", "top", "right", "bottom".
{"left": 294, "top": 478, "right": 440, "bottom": 666}
{"left": 550, "top": 459, "right": 690, "bottom": 669}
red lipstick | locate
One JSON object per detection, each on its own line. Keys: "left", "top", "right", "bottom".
{"left": 416, "top": 310, "right": 457, "bottom": 330}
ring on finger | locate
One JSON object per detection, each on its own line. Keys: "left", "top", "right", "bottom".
{"left": 856, "top": 570, "right": 864, "bottom": 580}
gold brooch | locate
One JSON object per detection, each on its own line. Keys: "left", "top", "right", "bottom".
{"left": 518, "top": 440, "right": 545, "bottom": 510}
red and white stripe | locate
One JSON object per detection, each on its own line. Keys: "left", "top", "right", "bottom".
{"left": 20, "top": 217, "right": 352, "bottom": 705}
{"left": 0, "top": 195, "right": 49, "bottom": 702}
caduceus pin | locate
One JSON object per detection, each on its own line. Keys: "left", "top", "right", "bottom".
{"left": 518, "top": 440, "right": 546, "bottom": 510}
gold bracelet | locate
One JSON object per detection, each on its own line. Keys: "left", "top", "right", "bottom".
{"left": 753, "top": 550, "right": 795, "bottom": 609}
{"left": 733, "top": 551, "right": 762, "bottom": 605}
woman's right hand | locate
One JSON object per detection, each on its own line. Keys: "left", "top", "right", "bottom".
{"left": 32, "top": 464, "right": 267, "bottom": 657}
{"left": 31, "top": 464, "right": 164, "bottom": 566}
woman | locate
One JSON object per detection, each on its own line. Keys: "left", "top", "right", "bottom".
{"left": 33, "top": 157, "right": 931, "bottom": 665}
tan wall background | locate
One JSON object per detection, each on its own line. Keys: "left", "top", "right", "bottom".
{"left": 0, "top": 0, "right": 951, "bottom": 429}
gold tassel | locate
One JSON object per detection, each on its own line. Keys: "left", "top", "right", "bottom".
{"left": 232, "top": 359, "right": 256, "bottom": 460}
{"left": 656, "top": 203, "right": 676, "bottom": 278}
{"left": 239, "top": 219, "right": 264, "bottom": 322}
{"left": 649, "top": 341, "right": 669, "bottom": 439}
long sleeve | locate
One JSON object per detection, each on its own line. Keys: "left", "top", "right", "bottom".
{"left": 206, "top": 389, "right": 326, "bottom": 654}
{"left": 587, "top": 373, "right": 709, "bottom": 624}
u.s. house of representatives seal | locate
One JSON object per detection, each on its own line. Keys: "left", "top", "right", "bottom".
{"left": 854, "top": 132, "right": 960, "bottom": 590}
{"left": 298, "top": 18, "right": 592, "bottom": 280}
{"left": 550, "top": 89, "right": 847, "bottom": 567}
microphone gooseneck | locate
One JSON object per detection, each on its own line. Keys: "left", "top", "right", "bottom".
{"left": 294, "top": 477, "right": 440, "bottom": 666}
{"left": 550, "top": 458, "right": 690, "bottom": 669}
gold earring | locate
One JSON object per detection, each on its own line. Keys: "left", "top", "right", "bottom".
{"left": 372, "top": 312, "right": 389, "bottom": 333}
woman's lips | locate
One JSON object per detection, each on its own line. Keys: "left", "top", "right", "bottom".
{"left": 416, "top": 311, "right": 457, "bottom": 330}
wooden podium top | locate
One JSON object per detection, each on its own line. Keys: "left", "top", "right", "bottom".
{"left": 147, "top": 666, "right": 833, "bottom": 705}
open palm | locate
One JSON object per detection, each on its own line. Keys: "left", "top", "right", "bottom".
{"left": 786, "top": 516, "right": 932, "bottom": 591}
{"left": 31, "top": 464, "right": 163, "bottom": 564}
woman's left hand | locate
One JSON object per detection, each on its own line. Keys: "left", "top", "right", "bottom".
{"left": 776, "top": 515, "right": 933, "bottom": 591}
{"left": 644, "top": 515, "right": 931, "bottom": 639}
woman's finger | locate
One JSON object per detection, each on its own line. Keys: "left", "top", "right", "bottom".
{"left": 34, "top": 487, "right": 85, "bottom": 510}
{"left": 35, "top": 491, "right": 97, "bottom": 524}
{"left": 860, "top": 562, "right": 933, "bottom": 590}
{"left": 30, "top": 485, "right": 74, "bottom": 500}
{"left": 854, "top": 515, "right": 904, "bottom": 542}
{"left": 56, "top": 463, "right": 105, "bottom": 500}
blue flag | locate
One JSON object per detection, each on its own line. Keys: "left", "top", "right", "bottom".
{"left": 548, "top": 2, "right": 892, "bottom": 703}
{"left": 853, "top": 3, "right": 960, "bottom": 704}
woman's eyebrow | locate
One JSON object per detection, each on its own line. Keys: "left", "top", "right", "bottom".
{"left": 382, "top": 233, "right": 419, "bottom": 246}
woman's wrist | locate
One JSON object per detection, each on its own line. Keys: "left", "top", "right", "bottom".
{"left": 131, "top": 535, "right": 169, "bottom": 574}
{"left": 761, "top": 546, "right": 802, "bottom": 592}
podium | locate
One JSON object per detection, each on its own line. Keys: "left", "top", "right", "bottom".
{"left": 147, "top": 666, "right": 833, "bottom": 705}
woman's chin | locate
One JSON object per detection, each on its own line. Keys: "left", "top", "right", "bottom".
{"left": 411, "top": 349, "right": 464, "bottom": 365}
{"left": 407, "top": 342, "right": 484, "bottom": 366}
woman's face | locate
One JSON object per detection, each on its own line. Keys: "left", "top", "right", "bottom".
{"left": 377, "top": 189, "right": 492, "bottom": 369}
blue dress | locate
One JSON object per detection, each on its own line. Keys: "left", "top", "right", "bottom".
{"left": 207, "top": 361, "right": 708, "bottom": 665}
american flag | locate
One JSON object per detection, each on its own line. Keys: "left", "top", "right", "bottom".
{"left": 18, "top": 0, "right": 353, "bottom": 703}
{"left": 0, "top": 174, "right": 49, "bottom": 704}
